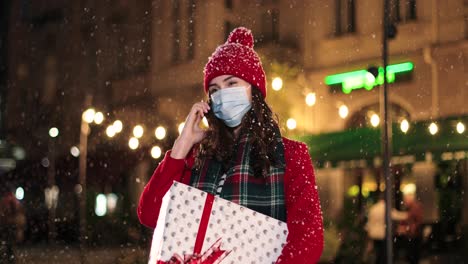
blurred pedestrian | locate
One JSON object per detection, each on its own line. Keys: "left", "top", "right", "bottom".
{"left": 396, "top": 193, "right": 423, "bottom": 264}
{"left": 0, "top": 184, "right": 26, "bottom": 264}
{"left": 366, "top": 193, "right": 407, "bottom": 264}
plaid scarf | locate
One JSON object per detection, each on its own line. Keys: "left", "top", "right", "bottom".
{"left": 190, "top": 128, "right": 286, "bottom": 221}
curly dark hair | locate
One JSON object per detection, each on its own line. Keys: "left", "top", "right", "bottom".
{"left": 194, "top": 88, "right": 285, "bottom": 177}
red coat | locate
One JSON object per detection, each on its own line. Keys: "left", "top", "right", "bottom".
{"left": 138, "top": 137, "right": 324, "bottom": 263}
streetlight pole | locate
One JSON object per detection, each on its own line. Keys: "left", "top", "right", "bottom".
{"left": 78, "top": 94, "right": 93, "bottom": 263}
{"left": 47, "top": 130, "right": 58, "bottom": 243}
{"left": 78, "top": 117, "right": 89, "bottom": 263}
{"left": 382, "top": 0, "right": 394, "bottom": 263}
{"left": 78, "top": 104, "right": 105, "bottom": 263}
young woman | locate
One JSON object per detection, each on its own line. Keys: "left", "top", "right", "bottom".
{"left": 138, "top": 27, "right": 323, "bottom": 263}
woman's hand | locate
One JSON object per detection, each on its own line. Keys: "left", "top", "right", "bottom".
{"left": 181, "top": 101, "right": 210, "bottom": 144}
{"left": 170, "top": 101, "right": 210, "bottom": 159}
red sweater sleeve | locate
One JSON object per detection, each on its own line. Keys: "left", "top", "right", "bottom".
{"left": 276, "top": 140, "right": 324, "bottom": 264}
{"left": 137, "top": 150, "right": 193, "bottom": 228}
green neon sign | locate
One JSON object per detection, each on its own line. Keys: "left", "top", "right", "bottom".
{"left": 325, "top": 62, "right": 414, "bottom": 94}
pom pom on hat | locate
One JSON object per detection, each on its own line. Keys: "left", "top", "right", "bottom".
{"left": 226, "top": 27, "right": 254, "bottom": 48}
{"left": 204, "top": 27, "right": 266, "bottom": 98}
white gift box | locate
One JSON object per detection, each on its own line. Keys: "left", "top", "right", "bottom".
{"left": 149, "top": 181, "right": 288, "bottom": 264}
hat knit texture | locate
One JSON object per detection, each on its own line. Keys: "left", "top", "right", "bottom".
{"left": 203, "top": 27, "right": 267, "bottom": 98}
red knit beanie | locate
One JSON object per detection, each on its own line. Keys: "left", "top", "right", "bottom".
{"left": 204, "top": 27, "right": 267, "bottom": 98}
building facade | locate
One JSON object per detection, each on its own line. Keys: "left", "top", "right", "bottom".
{"left": 5, "top": 0, "right": 468, "bottom": 248}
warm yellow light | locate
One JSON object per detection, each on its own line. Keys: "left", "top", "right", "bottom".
{"left": 305, "top": 93, "right": 316, "bottom": 106}
{"left": 272, "top": 77, "right": 283, "bottom": 91}
{"left": 400, "top": 119, "right": 410, "bottom": 133}
{"left": 94, "top": 112, "right": 104, "bottom": 124}
{"left": 133, "top": 125, "right": 144, "bottom": 138}
{"left": 347, "top": 185, "right": 360, "bottom": 197}
{"left": 155, "top": 126, "right": 166, "bottom": 140}
{"left": 151, "top": 146, "right": 162, "bottom": 159}
{"left": 402, "top": 183, "right": 416, "bottom": 195}
{"left": 429, "top": 122, "right": 438, "bottom": 135}
{"left": 113, "top": 120, "right": 123, "bottom": 133}
{"left": 49, "top": 127, "right": 59, "bottom": 138}
{"left": 456, "top": 122, "right": 465, "bottom": 134}
{"left": 82, "top": 108, "right": 96, "bottom": 123}
{"left": 339, "top": 105, "right": 349, "bottom": 119}
{"left": 286, "top": 118, "right": 297, "bottom": 130}
{"left": 362, "top": 187, "right": 370, "bottom": 198}
{"left": 370, "top": 114, "right": 380, "bottom": 127}
{"left": 106, "top": 125, "right": 116, "bottom": 138}
{"left": 128, "top": 137, "right": 139, "bottom": 150}
{"left": 178, "top": 122, "right": 185, "bottom": 134}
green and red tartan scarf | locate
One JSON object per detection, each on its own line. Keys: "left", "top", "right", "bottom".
{"left": 190, "top": 127, "right": 286, "bottom": 221}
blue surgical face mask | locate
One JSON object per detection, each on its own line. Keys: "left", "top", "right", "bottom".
{"left": 210, "top": 86, "right": 252, "bottom": 127}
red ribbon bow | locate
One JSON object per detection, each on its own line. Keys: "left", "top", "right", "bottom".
{"left": 157, "top": 238, "right": 230, "bottom": 264}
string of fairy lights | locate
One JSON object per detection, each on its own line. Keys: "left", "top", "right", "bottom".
{"left": 47, "top": 108, "right": 210, "bottom": 160}
{"left": 47, "top": 77, "right": 465, "bottom": 161}
{"left": 271, "top": 76, "right": 466, "bottom": 135}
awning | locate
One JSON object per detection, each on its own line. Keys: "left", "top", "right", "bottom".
{"left": 297, "top": 115, "right": 468, "bottom": 168}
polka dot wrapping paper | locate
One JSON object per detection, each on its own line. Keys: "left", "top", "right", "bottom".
{"left": 149, "top": 181, "right": 288, "bottom": 264}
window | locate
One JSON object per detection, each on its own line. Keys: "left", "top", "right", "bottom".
{"left": 187, "top": 0, "right": 196, "bottom": 60}
{"left": 335, "top": 0, "right": 355, "bottom": 36}
{"left": 466, "top": 0, "right": 468, "bottom": 39}
{"left": 171, "top": 0, "right": 196, "bottom": 62}
{"left": 406, "top": 0, "right": 417, "bottom": 21}
{"left": 389, "top": 0, "right": 417, "bottom": 23}
{"left": 389, "top": 0, "right": 401, "bottom": 23}
{"left": 261, "top": 8, "right": 280, "bottom": 42}
{"left": 271, "top": 9, "right": 279, "bottom": 42}
{"left": 225, "top": 0, "right": 233, "bottom": 10}
{"left": 256, "top": 0, "right": 279, "bottom": 4}
{"left": 81, "top": 24, "right": 98, "bottom": 88}
{"left": 171, "top": 0, "right": 181, "bottom": 63}
{"left": 107, "top": 0, "right": 151, "bottom": 77}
